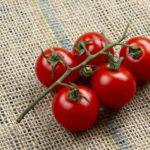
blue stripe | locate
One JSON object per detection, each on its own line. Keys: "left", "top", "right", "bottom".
{"left": 101, "top": 110, "right": 130, "bottom": 149}
{"left": 37, "top": 0, "right": 72, "bottom": 50}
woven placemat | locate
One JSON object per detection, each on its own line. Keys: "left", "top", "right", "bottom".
{"left": 0, "top": 0, "right": 150, "bottom": 149}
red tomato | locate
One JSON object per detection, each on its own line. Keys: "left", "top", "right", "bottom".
{"left": 120, "top": 36, "right": 150, "bottom": 81}
{"left": 91, "top": 64, "right": 136, "bottom": 109}
{"left": 72, "top": 32, "right": 114, "bottom": 65}
{"left": 35, "top": 48, "right": 78, "bottom": 89}
{"left": 52, "top": 85, "right": 99, "bottom": 132}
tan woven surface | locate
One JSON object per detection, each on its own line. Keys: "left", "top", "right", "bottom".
{"left": 0, "top": 0, "right": 150, "bottom": 149}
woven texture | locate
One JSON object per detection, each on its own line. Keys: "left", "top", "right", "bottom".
{"left": 0, "top": 0, "right": 150, "bottom": 149}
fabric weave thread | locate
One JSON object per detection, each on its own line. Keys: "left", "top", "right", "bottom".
{"left": 0, "top": 0, "right": 150, "bottom": 149}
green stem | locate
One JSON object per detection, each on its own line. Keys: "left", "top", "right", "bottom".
{"left": 16, "top": 70, "right": 70, "bottom": 123}
{"left": 117, "top": 43, "right": 136, "bottom": 49}
{"left": 59, "top": 82, "right": 74, "bottom": 88}
{"left": 117, "top": 23, "right": 130, "bottom": 43}
{"left": 16, "top": 27, "right": 129, "bottom": 123}
{"left": 83, "top": 45, "right": 91, "bottom": 56}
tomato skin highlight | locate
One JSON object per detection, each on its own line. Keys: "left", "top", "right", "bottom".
{"left": 120, "top": 36, "right": 150, "bottom": 82}
{"left": 52, "top": 85, "right": 99, "bottom": 132}
{"left": 35, "top": 48, "right": 79, "bottom": 89}
{"left": 72, "top": 32, "right": 114, "bottom": 65}
{"left": 91, "top": 64, "right": 136, "bottom": 109}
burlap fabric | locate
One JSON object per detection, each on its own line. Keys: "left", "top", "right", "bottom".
{"left": 0, "top": 0, "right": 150, "bottom": 149}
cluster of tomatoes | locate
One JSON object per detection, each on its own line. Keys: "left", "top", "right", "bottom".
{"left": 35, "top": 32, "right": 150, "bottom": 132}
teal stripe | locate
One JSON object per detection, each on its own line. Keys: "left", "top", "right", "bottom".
{"left": 37, "top": 0, "right": 72, "bottom": 50}
{"left": 101, "top": 110, "right": 130, "bottom": 149}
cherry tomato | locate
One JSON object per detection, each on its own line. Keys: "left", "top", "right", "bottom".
{"left": 52, "top": 85, "right": 99, "bottom": 132}
{"left": 72, "top": 32, "right": 114, "bottom": 65}
{"left": 120, "top": 36, "right": 150, "bottom": 82}
{"left": 35, "top": 48, "right": 78, "bottom": 89}
{"left": 91, "top": 64, "right": 136, "bottom": 109}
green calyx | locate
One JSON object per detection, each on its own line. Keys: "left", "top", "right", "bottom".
{"left": 108, "top": 53, "right": 124, "bottom": 70}
{"left": 68, "top": 87, "right": 88, "bottom": 102}
{"left": 42, "top": 51, "right": 62, "bottom": 79}
{"left": 75, "top": 40, "right": 91, "bottom": 55}
{"left": 69, "top": 87, "right": 80, "bottom": 102}
{"left": 48, "top": 52, "right": 62, "bottom": 67}
{"left": 82, "top": 66, "right": 93, "bottom": 77}
{"left": 76, "top": 41, "right": 86, "bottom": 55}
{"left": 129, "top": 46, "right": 142, "bottom": 59}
